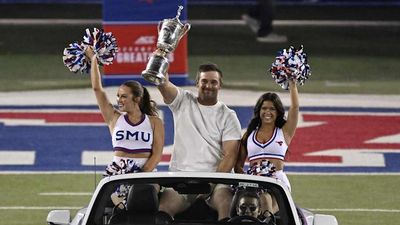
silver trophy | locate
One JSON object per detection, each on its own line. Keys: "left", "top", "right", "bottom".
{"left": 141, "top": 5, "right": 191, "bottom": 85}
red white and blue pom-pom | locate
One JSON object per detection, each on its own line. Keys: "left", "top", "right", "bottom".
{"left": 247, "top": 160, "right": 276, "bottom": 177}
{"left": 103, "top": 159, "right": 142, "bottom": 177}
{"left": 62, "top": 42, "right": 89, "bottom": 73}
{"left": 82, "top": 28, "right": 118, "bottom": 66}
{"left": 270, "top": 45, "right": 311, "bottom": 90}
{"left": 63, "top": 28, "right": 118, "bottom": 73}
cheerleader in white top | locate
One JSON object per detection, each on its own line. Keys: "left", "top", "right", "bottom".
{"left": 235, "top": 79, "right": 299, "bottom": 213}
{"left": 86, "top": 47, "right": 164, "bottom": 208}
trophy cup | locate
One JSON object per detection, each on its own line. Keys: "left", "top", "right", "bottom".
{"left": 141, "top": 5, "right": 191, "bottom": 85}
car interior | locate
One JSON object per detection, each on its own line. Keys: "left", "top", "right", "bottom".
{"left": 87, "top": 177, "right": 296, "bottom": 225}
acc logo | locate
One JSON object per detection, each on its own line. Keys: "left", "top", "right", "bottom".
{"left": 134, "top": 35, "right": 156, "bottom": 45}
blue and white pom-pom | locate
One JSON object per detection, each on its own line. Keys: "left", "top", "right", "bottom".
{"left": 247, "top": 160, "right": 276, "bottom": 177}
{"left": 82, "top": 28, "right": 118, "bottom": 66}
{"left": 62, "top": 28, "right": 118, "bottom": 73}
{"left": 62, "top": 42, "right": 89, "bottom": 73}
{"left": 270, "top": 45, "right": 311, "bottom": 90}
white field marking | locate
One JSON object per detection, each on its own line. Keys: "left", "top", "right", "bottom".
{"left": 162, "top": 145, "right": 173, "bottom": 154}
{"left": 0, "top": 119, "right": 46, "bottom": 125}
{"left": 1, "top": 19, "right": 400, "bottom": 27}
{"left": 81, "top": 152, "right": 178, "bottom": 166}
{"left": 0, "top": 19, "right": 100, "bottom": 25}
{"left": 366, "top": 133, "right": 400, "bottom": 144}
{"left": 81, "top": 151, "right": 113, "bottom": 166}
{"left": 41, "top": 123, "right": 105, "bottom": 126}
{"left": 0, "top": 206, "right": 82, "bottom": 210}
{"left": 158, "top": 162, "right": 170, "bottom": 166}
{"left": 297, "top": 113, "right": 326, "bottom": 128}
{"left": 1, "top": 86, "right": 398, "bottom": 108}
{"left": 288, "top": 149, "right": 400, "bottom": 167}
{"left": 39, "top": 192, "right": 92, "bottom": 196}
{"left": 0, "top": 119, "right": 104, "bottom": 126}
{"left": 299, "top": 111, "right": 400, "bottom": 116}
{"left": 0, "top": 151, "right": 35, "bottom": 165}
{"left": 309, "top": 208, "right": 400, "bottom": 213}
{"left": 81, "top": 145, "right": 174, "bottom": 166}
{"left": 324, "top": 81, "right": 360, "bottom": 87}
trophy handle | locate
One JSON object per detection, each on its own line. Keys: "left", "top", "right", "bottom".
{"left": 177, "top": 23, "right": 191, "bottom": 40}
{"left": 182, "top": 23, "right": 191, "bottom": 36}
{"left": 157, "top": 21, "right": 163, "bottom": 32}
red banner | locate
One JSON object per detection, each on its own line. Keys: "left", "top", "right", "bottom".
{"left": 103, "top": 24, "right": 188, "bottom": 76}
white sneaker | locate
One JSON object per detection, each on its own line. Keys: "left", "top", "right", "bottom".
{"left": 257, "top": 33, "right": 288, "bottom": 43}
{"left": 241, "top": 14, "right": 260, "bottom": 34}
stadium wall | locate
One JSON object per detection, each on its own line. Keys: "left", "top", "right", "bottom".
{"left": 1, "top": 0, "right": 400, "bottom": 6}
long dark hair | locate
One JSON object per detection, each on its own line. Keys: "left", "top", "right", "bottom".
{"left": 241, "top": 92, "right": 286, "bottom": 147}
{"left": 122, "top": 81, "right": 158, "bottom": 116}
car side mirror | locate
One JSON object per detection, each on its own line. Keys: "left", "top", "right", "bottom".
{"left": 313, "top": 214, "right": 338, "bottom": 225}
{"left": 47, "top": 210, "right": 71, "bottom": 225}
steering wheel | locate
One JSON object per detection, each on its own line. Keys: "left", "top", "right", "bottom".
{"left": 228, "top": 215, "right": 262, "bottom": 223}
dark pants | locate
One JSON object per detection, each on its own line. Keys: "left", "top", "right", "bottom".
{"left": 248, "top": 0, "right": 275, "bottom": 36}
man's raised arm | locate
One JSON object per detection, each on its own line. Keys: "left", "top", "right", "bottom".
{"left": 157, "top": 73, "right": 179, "bottom": 104}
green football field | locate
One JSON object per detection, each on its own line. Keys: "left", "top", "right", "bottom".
{"left": 0, "top": 174, "right": 399, "bottom": 225}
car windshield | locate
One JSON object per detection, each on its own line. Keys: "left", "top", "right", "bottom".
{"left": 86, "top": 176, "right": 296, "bottom": 225}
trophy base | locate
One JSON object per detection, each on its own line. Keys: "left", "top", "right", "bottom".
{"left": 141, "top": 52, "right": 168, "bottom": 86}
{"left": 141, "top": 70, "right": 166, "bottom": 86}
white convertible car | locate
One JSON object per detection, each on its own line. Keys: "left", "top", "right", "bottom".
{"left": 47, "top": 172, "right": 338, "bottom": 225}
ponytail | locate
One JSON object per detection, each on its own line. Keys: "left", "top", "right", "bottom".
{"left": 140, "top": 86, "right": 158, "bottom": 116}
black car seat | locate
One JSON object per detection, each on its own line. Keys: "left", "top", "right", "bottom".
{"left": 126, "top": 184, "right": 159, "bottom": 223}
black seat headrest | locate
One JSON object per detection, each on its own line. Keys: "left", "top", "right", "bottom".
{"left": 126, "top": 184, "right": 159, "bottom": 213}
